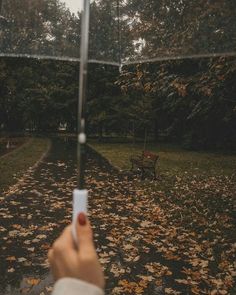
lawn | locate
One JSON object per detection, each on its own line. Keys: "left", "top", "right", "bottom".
{"left": 0, "top": 137, "right": 27, "bottom": 157}
{"left": 89, "top": 142, "right": 236, "bottom": 176}
{"left": 90, "top": 141, "right": 236, "bottom": 294}
{"left": 0, "top": 137, "right": 51, "bottom": 194}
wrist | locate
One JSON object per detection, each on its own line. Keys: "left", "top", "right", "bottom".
{"left": 52, "top": 277, "right": 104, "bottom": 295}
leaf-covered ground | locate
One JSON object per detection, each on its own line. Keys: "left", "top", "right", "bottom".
{"left": 0, "top": 139, "right": 235, "bottom": 294}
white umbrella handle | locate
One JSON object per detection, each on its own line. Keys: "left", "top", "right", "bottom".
{"left": 72, "top": 189, "right": 88, "bottom": 243}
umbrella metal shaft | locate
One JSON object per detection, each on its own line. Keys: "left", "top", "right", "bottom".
{"left": 77, "top": 0, "right": 90, "bottom": 189}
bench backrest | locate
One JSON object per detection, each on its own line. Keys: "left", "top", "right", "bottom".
{"left": 142, "top": 150, "right": 158, "bottom": 162}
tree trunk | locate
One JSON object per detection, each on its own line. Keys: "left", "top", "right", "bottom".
{"left": 132, "top": 121, "right": 136, "bottom": 146}
{"left": 99, "top": 124, "right": 103, "bottom": 142}
{"left": 154, "top": 119, "right": 159, "bottom": 141}
{"left": 144, "top": 127, "right": 148, "bottom": 151}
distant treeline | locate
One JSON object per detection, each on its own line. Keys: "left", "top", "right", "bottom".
{"left": 0, "top": 56, "right": 235, "bottom": 151}
{"left": 1, "top": 0, "right": 236, "bottom": 150}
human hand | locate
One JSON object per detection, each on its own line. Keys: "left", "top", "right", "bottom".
{"left": 48, "top": 213, "right": 105, "bottom": 290}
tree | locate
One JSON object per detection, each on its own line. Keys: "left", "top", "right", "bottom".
{"left": 0, "top": 0, "right": 80, "bottom": 58}
{"left": 119, "top": 0, "right": 236, "bottom": 60}
{"left": 87, "top": 64, "right": 122, "bottom": 139}
{"left": 117, "top": 65, "right": 156, "bottom": 146}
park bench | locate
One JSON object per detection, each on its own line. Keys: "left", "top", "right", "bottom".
{"left": 130, "top": 150, "right": 159, "bottom": 179}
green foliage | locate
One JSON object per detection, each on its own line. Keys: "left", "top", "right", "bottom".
{"left": 118, "top": 57, "right": 236, "bottom": 150}
{"left": 121, "top": 0, "right": 236, "bottom": 59}
{"left": 0, "top": 0, "right": 235, "bottom": 151}
{"left": 0, "top": 58, "right": 79, "bottom": 132}
{"left": 0, "top": 55, "right": 235, "bottom": 150}
{"left": 87, "top": 64, "right": 124, "bottom": 138}
{"left": 1, "top": 0, "right": 81, "bottom": 57}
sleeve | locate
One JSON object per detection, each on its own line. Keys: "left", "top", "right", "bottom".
{"left": 52, "top": 278, "right": 104, "bottom": 295}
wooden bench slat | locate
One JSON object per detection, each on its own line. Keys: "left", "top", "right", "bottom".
{"left": 130, "top": 150, "right": 159, "bottom": 179}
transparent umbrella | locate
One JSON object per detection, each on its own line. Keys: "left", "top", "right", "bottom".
{"left": 1, "top": 0, "right": 236, "bottom": 236}
{"left": 1, "top": 0, "right": 236, "bottom": 62}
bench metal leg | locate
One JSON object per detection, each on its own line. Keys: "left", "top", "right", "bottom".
{"left": 130, "top": 161, "right": 135, "bottom": 171}
{"left": 153, "top": 168, "right": 156, "bottom": 180}
{"left": 140, "top": 168, "right": 143, "bottom": 180}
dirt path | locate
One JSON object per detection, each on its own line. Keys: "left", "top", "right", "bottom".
{"left": 0, "top": 139, "right": 235, "bottom": 294}
{"left": 0, "top": 138, "right": 76, "bottom": 293}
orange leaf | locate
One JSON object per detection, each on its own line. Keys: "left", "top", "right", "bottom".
{"left": 26, "top": 278, "right": 41, "bottom": 286}
{"left": 6, "top": 256, "right": 16, "bottom": 261}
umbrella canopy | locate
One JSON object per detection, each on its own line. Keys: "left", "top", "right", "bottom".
{"left": 1, "top": 0, "right": 236, "bottom": 188}
{"left": 1, "top": 0, "right": 236, "bottom": 65}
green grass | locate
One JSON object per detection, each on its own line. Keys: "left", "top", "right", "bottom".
{"left": 0, "top": 138, "right": 50, "bottom": 194}
{"left": 89, "top": 142, "right": 236, "bottom": 176}
{"left": 0, "top": 137, "right": 27, "bottom": 157}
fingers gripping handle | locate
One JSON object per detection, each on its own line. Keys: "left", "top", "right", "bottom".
{"left": 72, "top": 189, "right": 88, "bottom": 242}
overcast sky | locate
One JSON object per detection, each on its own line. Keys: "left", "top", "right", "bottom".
{"left": 63, "top": 0, "right": 83, "bottom": 14}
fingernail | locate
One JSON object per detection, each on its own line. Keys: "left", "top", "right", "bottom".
{"left": 78, "top": 212, "right": 86, "bottom": 226}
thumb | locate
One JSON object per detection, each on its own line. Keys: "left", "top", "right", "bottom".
{"left": 77, "top": 213, "right": 95, "bottom": 253}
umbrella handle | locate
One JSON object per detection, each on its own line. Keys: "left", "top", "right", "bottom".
{"left": 72, "top": 189, "right": 88, "bottom": 243}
